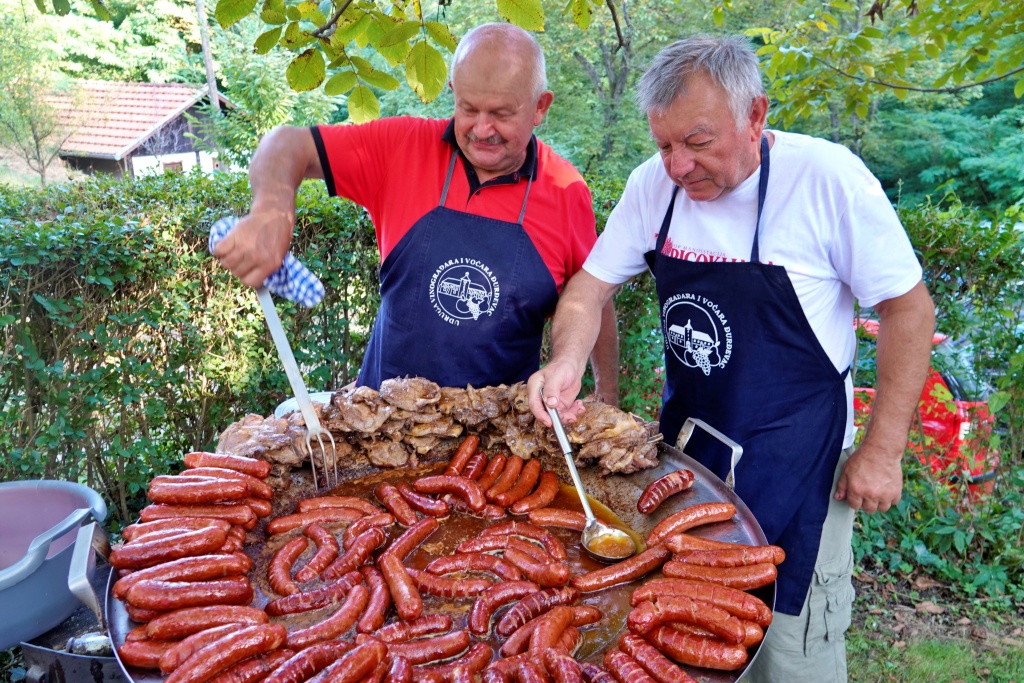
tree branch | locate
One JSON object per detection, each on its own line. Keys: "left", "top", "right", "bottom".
{"left": 604, "top": 0, "right": 627, "bottom": 53}
{"left": 311, "top": 0, "right": 356, "bottom": 39}
{"left": 817, "top": 58, "right": 1024, "bottom": 94}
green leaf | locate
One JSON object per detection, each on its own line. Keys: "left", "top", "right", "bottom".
{"left": 924, "top": 41, "right": 940, "bottom": 59}
{"left": 0, "top": 314, "right": 15, "bottom": 327}
{"left": 87, "top": 0, "right": 111, "bottom": 21}
{"left": 405, "top": 40, "right": 446, "bottom": 103}
{"left": 378, "top": 19, "right": 420, "bottom": 47}
{"left": 253, "top": 26, "right": 282, "bottom": 53}
{"left": 286, "top": 6, "right": 301, "bottom": 21}
{"left": 324, "top": 70, "right": 357, "bottom": 95}
{"left": 32, "top": 0, "right": 46, "bottom": 13}
{"left": 568, "top": 0, "right": 592, "bottom": 30}
{"left": 260, "top": 0, "right": 286, "bottom": 24}
{"left": 286, "top": 48, "right": 326, "bottom": 91}
{"left": 712, "top": 5, "right": 723, "bottom": 26}
{"left": 280, "top": 21, "right": 314, "bottom": 49}
{"left": 347, "top": 85, "right": 380, "bottom": 123}
{"left": 495, "top": 0, "right": 544, "bottom": 31}
{"left": 425, "top": 21, "right": 457, "bottom": 52}
{"left": 360, "top": 69, "right": 400, "bottom": 90}
{"left": 51, "top": 0, "right": 70, "bottom": 15}
{"left": 332, "top": 13, "right": 372, "bottom": 47}
{"left": 215, "top": 0, "right": 258, "bottom": 28}
{"left": 1014, "top": 76, "right": 1024, "bottom": 99}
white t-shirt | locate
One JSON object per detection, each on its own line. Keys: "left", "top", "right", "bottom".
{"left": 584, "top": 130, "right": 923, "bottom": 447}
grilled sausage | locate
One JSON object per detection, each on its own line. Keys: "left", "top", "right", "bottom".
{"left": 476, "top": 454, "right": 507, "bottom": 491}
{"left": 321, "top": 527, "right": 386, "bottom": 580}
{"left": 268, "top": 536, "right": 309, "bottom": 596}
{"left": 495, "top": 587, "right": 580, "bottom": 637}
{"left": 526, "top": 509, "right": 586, "bottom": 532}
{"left": 493, "top": 459, "right": 542, "bottom": 508}
{"left": 603, "top": 650, "right": 656, "bottom": 683}
{"left": 118, "top": 640, "right": 177, "bottom": 670}
{"left": 357, "top": 565, "right": 392, "bottom": 634}
{"left": 122, "top": 517, "right": 233, "bottom": 542}
{"left": 373, "top": 614, "right": 453, "bottom": 643}
{"left": 140, "top": 504, "right": 257, "bottom": 530}
{"left": 378, "top": 553, "right": 422, "bottom": 621}
{"left": 672, "top": 545, "right": 786, "bottom": 567}
{"left": 580, "top": 663, "right": 616, "bottom": 683}
{"left": 126, "top": 576, "right": 253, "bottom": 611}
{"left": 636, "top": 471, "right": 694, "bottom": 515}
{"left": 114, "top": 554, "right": 250, "bottom": 601}
{"left": 374, "top": 483, "right": 419, "bottom": 526}
{"left": 294, "top": 524, "right": 341, "bottom": 582}
{"left": 645, "top": 503, "right": 736, "bottom": 547}
{"left": 164, "top": 623, "right": 286, "bottom": 683}
{"left": 485, "top": 456, "right": 523, "bottom": 501}
{"left": 445, "top": 435, "right": 481, "bottom": 475}
{"left": 183, "top": 452, "right": 271, "bottom": 479}
{"left": 297, "top": 496, "right": 382, "bottom": 516}
{"left": 510, "top": 472, "right": 559, "bottom": 514}
{"left": 145, "top": 605, "right": 269, "bottom": 641}
{"left": 460, "top": 453, "right": 488, "bottom": 481}
{"left": 541, "top": 649, "right": 584, "bottom": 683}
{"left": 617, "top": 634, "right": 695, "bottom": 683}
{"left": 660, "top": 561, "right": 777, "bottom": 590}
{"left": 265, "top": 508, "right": 364, "bottom": 535}
{"left": 396, "top": 482, "right": 450, "bottom": 518}
{"left": 262, "top": 640, "right": 354, "bottom": 683}
{"left": 386, "top": 657, "right": 414, "bottom": 683}
{"left": 480, "top": 522, "right": 567, "bottom": 561}
{"left": 628, "top": 578, "right": 772, "bottom": 625}
{"left": 110, "top": 526, "right": 229, "bottom": 570}
{"left": 528, "top": 606, "right": 575, "bottom": 652}
{"left": 148, "top": 478, "right": 249, "bottom": 505}
{"left": 182, "top": 467, "right": 274, "bottom": 499}
{"left": 343, "top": 514, "right": 396, "bottom": 550}
{"left": 264, "top": 570, "right": 362, "bottom": 616}
{"left": 159, "top": 623, "right": 240, "bottom": 674}
{"left": 410, "top": 642, "right": 492, "bottom": 683}
{"left": 425, "top": 552, "right": 523, "bottom": 581}
{"left": 627, "top": 596, "right": 745, "bottom": 645}
{"left": 207, "top": 649, "right": 294, "bottom": 683}
{"left": 570, "top": 546, "right": 671, "bottom": 593}
{"left": 285, "top": 583, "right": 369, "bottom": 650}
{"left": 413, "top": 476, "right": 486, "bottom": 512}
{"left": 381, "top": 517, "right": 439, "bottom": 562}
{"left": 503, "top": 548, "right": 569, "bottom": 588}
{"left": 406, "top": 567, "right": 493, "bottom": 597}
{"left": 469, "top": 580, "right": 541, "bottom": 635}
{"left": 387, "top": 630, "right": 471, "bottom": 665}
{"left": 644, "top": 626, "right": 747, "bottom": 671}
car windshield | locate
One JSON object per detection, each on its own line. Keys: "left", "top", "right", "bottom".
{"left": 931, "top": 338, "right": 990, "bottom": 402}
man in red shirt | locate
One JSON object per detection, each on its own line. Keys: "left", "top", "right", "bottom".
{"left": 214, "top": 22, "right": 617, "bottom": 399}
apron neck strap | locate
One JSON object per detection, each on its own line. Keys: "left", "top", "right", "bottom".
{"left": 750, "top": 134, "right": 770, "bottom": 263}
{"left": 439, "top": 150, "right": 534, "bottom": 226}
{"left": 654, "top": 185, "right": 680, "bottom": 256}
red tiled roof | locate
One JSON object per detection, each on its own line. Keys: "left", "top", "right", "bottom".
{"left": 47, "top": 81, "right": 221, "bottom": 160}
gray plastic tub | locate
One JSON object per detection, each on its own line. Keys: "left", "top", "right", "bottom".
{"left": 0, "top": 480, "right": 107, "bottom": 650}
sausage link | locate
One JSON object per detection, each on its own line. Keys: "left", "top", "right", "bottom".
{"left": 297, "top": 496, "right": 383, "bottom": 516}
{"left": 126, "top": 576, "right": 253, "bottom": 611}
{"left": 627, "top": 596, "right": 744, "bottom": 644}
{"left": 673, "top": 545, "right": 786, "bottom": 567}
{"left": 406, "top": 568, "right": 493, "bottom": 597}
{"left": 617, "top": 634, "right": 695, "bottom": 683}
{"left": 493, "top": 459, "right": 542, "bottom": 508}
{"left": 381, "top": 517, "right": 440, "bottom": 562}
{"left": 526, "top": 509, "right": 586, "bottom": 532}
{"left": 580, "top": 664, "right": 616, "bottom": 683}
{"left": 644, "top": 626, "right": 748, "bottom": 672}
{"left": 425, "top": 552, "right": 523, "bottom": 581}
{"left": 164, "top": 623, "right": 286, "bottom": 683}
{"left": 357, "top": 565, "right": 392, "bottom": 633}
{"left": 118, "top": 640, "right": 177, "bottom": 670}
{"left": 148, "top": 479, "right": 249, "bottom": 505}
{"left": 413, "top": 476, "right": 486, "bottom": 512}
{"left": 513, "top": 660, "right": 549, "bottom": 683}
{"left": 268, "top": 537, "right": 310, "bottom": 596}
{"left": 554, "top": 626, "right": 580, "bottom": 656}
{"left": 140, "top": 504, "right": 258, "bottom": 530}
{"left": 663, "top": 533, "right": 744, "bottom": 553}
{"left": 294, "top": 524, "right": 341, "bottom": 582}
{"left": 373, "top": 614, "right": 453, "bottom": 643}
{"left": 374, "top": 483, "right": 419, "bottom": 526}
{"left": 603, "top": 650, "right": 656, "bottom": 683}
{"left": 501, "top": 607, "right": 593, "bottom": 658}
{"left": 528, "top": 606, "right": 574, "bottom": 652}
{"left": 447, "top": 496, "right": 507, "bottom": 519}
{"left": 445, "top": 435, "right": 481, "bottom": 475}
{"left": 628, "top": 578, "right": 772, "bottom": 625}
{"left": 636, "top": 471, "right": 695, "bottom": 515}
{"left": 321, "top": 639, "right": 388, "bottom": 683}
{"left": 207, "top": 649, "right": 295, "bottom": 683}
{"left": 469, "top": 580, "right": 540, "bottom": 635}
{"left": 286, "top": 583, "right": 370, "bottom": 650}
{"left": 122, "top": 517, "right": 233, "bottom": 542}
{"left": 242, "top": 497, "right": 273, "bottom": 518}
{"left": 378, "top": 553, "right": 422, "bottom": 621}
{"left": 125, "top": 626, "right": 149, "bottom": 642}
{"left": 344, "top": 514, "right": 396, "bottom": 549}
{"left": 114, "top": 554, "right": 249, "bottom": 601}
{"left": 510, "top": 472, "right": 559, "bottom": 514}
{"left": 485, "top": 456, "right": 523, "bottom": 501}
{"left": 386, "top": 657, "right": 413, "bottom": 683}
{"left": 570, "top": 546, "right": 671, "bottom": 593}
{"left": 265, "top": 570, "right": 363, "bottom": 616}
{"left": 495, "top": 587, "right": 580, "bottom": 637}
{"left": 541, "top": 649, "right": 584, "bottom": 683}
{"left": 266, "top": 508, "right": 364, "bottom": 535}
{"left": 365, "top": 659, "right": 389, "bottom": 683}
{"left": 410, "top": 642, "right": 492, "bottom": 683}
{"left": 665, "top": 620, "right": 764, "bottom": 649}
{"left": 110, "top": 526, "right": 229, "bottom": 570}
{"left": 183, "top": 467, "right": 274, "bottom": 499}
{"left": 503, "top": 548, "right": 569, "bottom": 588}
{"left": 159, "top": 623, "right": 240, "bottom": 674}
{"left": 322, "top": 527, "right": 386, "bottom": 580}
{"left": 263, "top": 640, "right": 354, "bottom": 683}
{"left": 184, "top": 452, "right": 271, "bottom": 479}
{"left": 480, "top": 522, "right": 567, "bottom": 561}
{"left": 145, "top": 606, "right": 269, "bottom": 641}
{"left": 387, "top": 630, "right": 471, "bottom": 665}
{"left": 645, "top": 503, "right": 736, "bottom": 547}
{"left": 396, "top": 482, "right": 450, "bottom": 518}
{"left": 125, "top": 604, "right": 165, "bottom": 623}
{"left": 461, "top": 453, "right": 488, "bottom": 481}
{"left": 660, "top": 561, "right": 777, "bottom": 590}
{"left": 476, "top": 454, "right": 507, "bottom": 491}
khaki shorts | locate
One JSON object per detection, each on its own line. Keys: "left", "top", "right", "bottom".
{"left": 744, "top": 447, "right": 857, "bottom": 683}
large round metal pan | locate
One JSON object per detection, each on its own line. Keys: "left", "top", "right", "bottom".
{"left": 107, "top": 440, "right": 773, "bottom": 683}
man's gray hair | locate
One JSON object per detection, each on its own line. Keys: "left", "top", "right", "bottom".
{"left": 450, "top": 23, "right": 547, "bottom": 98}
{"left": 636, "top": 35, "right": 766, "bottom": 128}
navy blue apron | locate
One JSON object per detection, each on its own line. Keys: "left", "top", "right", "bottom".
{"left": 359, "top": 150, "right": 559, "bottom": 389}
{"left": 644, "top": 137, "right": 848, "bottom": 615}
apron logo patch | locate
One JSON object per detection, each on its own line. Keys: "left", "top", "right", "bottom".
{"left": 429, "top": 259, "right": 501, "bottom": 325}
{"left": 662, "top": 294, "right": 733, "bottom": 376}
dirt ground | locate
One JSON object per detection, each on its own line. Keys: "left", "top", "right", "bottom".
{"left": 851, "top": 566, "right": 1024, "bottom": 653}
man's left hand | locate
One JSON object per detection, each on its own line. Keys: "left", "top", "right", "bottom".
{"left": 834, "top": 442, "right": 903, "bottom": 513}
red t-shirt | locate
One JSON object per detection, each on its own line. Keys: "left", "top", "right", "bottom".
{"left": 312, "top": 117, "right": 596, "bottom": 292}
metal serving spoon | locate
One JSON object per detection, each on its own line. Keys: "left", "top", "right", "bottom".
{"left": 546, "top": 405, "right": 637, "bottom": 563}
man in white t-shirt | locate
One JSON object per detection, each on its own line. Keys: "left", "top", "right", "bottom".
{"left": 528, "top": 35, "right": 935, "bottom": 682}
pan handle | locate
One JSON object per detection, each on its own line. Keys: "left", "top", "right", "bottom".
{"left": 675, "top": 418, "right": 744, "bottom": 491}
{"left": 68, "top": 521, "right": 110, "bottom": 631}
{"left": 0, "top": 507, "right": 95, "bottom": 591}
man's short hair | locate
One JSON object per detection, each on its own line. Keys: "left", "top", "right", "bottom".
{"left": 636, "top": 35, "right": 766, "bottom": 129}
{"left": 450, "top": 23, "right": 548, "bottom": 99}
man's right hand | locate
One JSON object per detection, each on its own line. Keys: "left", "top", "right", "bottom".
{"left": 212, "top": 208, "right": 294, "bottom": 288}
{"left": 527, "top": 358, "right": 587, "bottom": 427}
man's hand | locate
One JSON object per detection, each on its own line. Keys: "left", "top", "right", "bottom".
{"left": 212, "top": 209, "right": 293, "bottom": 288}
{"left": 834, "top": 441, "right": 903, "bottom": 513}
{"left": 527, "top": 358, "right": 587, "bottom": 428}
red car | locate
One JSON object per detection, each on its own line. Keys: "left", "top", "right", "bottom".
{"left": 852, "top": 319, "right": 998, "bottom": 499}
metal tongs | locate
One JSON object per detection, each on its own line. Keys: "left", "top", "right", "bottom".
{"left": 256, "top": 287, "right": 338, "bottom": 491}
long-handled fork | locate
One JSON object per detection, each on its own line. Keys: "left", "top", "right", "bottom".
{"left": 256, "top": 286, "right": 338, "bottom": 491}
